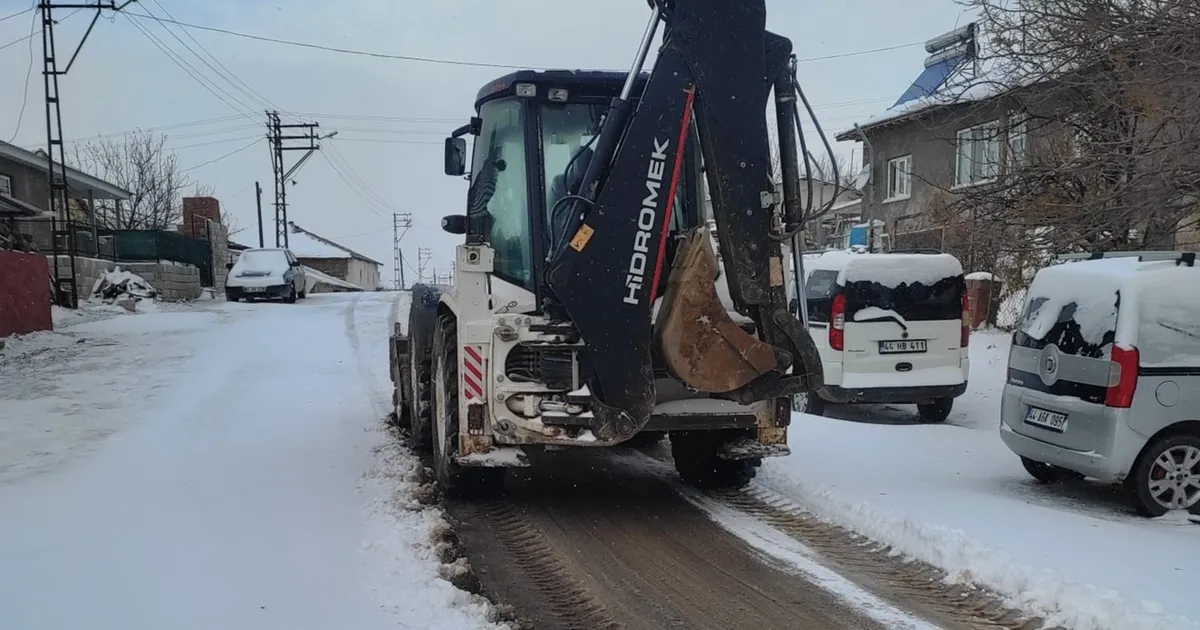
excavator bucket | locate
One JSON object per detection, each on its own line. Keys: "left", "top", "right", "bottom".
{"left": 655, "top": 226, "right": 780, "bottom": 393}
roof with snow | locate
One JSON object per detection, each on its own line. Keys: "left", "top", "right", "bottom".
{"left": 286, "top": 222, "right": 382, "bottom": 266}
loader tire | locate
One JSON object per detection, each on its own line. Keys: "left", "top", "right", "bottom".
{"left": 432, "top": 315, "right": 505, "bottom": 498}
{"left": 406, "top": 305, "right": 434, "bottom": 452}
{"left": 670, "top": 430, "right": 758, "bottom": 490}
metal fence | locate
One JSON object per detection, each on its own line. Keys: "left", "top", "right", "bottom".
{"left": 113, "top": 230, "right": 213, "bottom": 286}
{"left": 11, "top": 218, "right": 214, "bottom": 286}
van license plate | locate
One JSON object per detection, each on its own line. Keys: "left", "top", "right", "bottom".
{"left": 878, "top": 340, "right": 927, "bottom": 354}
{"left": 1024, "top": 407, "right": 1068, "bottom": 432}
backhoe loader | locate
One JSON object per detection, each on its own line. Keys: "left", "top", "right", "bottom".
{"left": 389, "top": 0, "right": 837, "bottom": 495}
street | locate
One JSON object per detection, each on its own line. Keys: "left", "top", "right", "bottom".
{"left": 0, "top": 293, "right": 493, "bottom": 630}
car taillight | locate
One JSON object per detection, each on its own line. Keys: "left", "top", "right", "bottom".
{"left": 830, "top": 293, "right": 845, "bottom": 351}
{"left": 961, "top": 291, "right": 971, "bottom": 348}
{"left": 1106, "top": 345, "right": 1139, "bottom": 408}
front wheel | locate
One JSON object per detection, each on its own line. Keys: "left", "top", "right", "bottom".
{"left": 917, "top": 397, "right": 953, "bottom": 423}
{"left": 284, "top": 283, "right": 297, "bottom": 304}
{"left": 432, "top": 316, "right": 504, "bottom": 497}
{"left": 1127, "top": 433, "right": 1200, "bottom": 517}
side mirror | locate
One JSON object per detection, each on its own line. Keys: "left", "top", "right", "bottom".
{"left": 444, "top": 137, "right": 467, "bottom": 176}
{"left": 225, "top": 262, "right": 234, "bottom": 270}
{"left": 290, "top": 261, "right": 301, "bottom": 267}
{"left": 441, "top": 214, "right": 468, "bottom": 235}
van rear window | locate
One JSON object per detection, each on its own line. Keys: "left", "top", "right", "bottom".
{"left": 1013, "top": 294, "right": 1117, "bottom": 359}
{"left": 844, "top": 277, "right": 962, "bottom": 322}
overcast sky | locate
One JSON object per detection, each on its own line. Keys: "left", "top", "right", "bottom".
{"left": 0, "top": 0, "right": 969, "bottom": 284}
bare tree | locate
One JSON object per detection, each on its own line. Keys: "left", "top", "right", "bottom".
{"left": 71, "top": 131, "right": 194, "bottom": 231}
{"left": 937, "top": 0, "right": 1200, "bottom": 257}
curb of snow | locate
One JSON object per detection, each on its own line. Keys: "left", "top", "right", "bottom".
{"left": 358, "top": 423, "right": 519, "bottom": 629}
{"left": 753, "top": 475, "right": 1200, "bottom": 630}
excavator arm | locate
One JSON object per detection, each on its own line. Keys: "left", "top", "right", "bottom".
{"left": 546, "top": 0, "right": 823, "bottom": 443}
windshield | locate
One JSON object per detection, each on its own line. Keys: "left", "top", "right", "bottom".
{"left": 540, "top": 103, "right": 688, "bottom": 253}
{"left": 235, "top": 249, "right": 289, "bottom": 272}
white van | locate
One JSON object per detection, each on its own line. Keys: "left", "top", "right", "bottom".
{"left": 795, "top": 250, "right": 970, "bottom": 422}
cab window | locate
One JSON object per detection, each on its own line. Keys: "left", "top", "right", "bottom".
{"left": 469, "top": 99, "right": 532, "bottom": 289}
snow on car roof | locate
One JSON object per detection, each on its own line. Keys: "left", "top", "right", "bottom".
{"left": 838, "top": 253, "right": 963, "bottom": 288}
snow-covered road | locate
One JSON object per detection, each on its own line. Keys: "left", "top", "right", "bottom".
{"left": 0, "top": 293, "right": 496, "bottom": 630}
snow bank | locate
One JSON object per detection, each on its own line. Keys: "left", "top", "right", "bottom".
{"left": 965, "top": 271, "right": 995, "bottom": 281}
{"left": 839, "top": 253, "right": 963, "bottom": 288}
{"left": 764, "top": 332, "right": 1200, "bottom": 630}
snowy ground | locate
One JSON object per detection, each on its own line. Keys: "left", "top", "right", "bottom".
{"left": 0, "top": 293, "right": 500, "bottom": 630}
{"left": 764, "top": 331, "right": 1200, "bottom": 630}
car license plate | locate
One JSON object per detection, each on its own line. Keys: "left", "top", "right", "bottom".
{"left": 245, "top": 286, "right": 265, "bottom": 293}
{"left": 1024, "top": 406, "right": 1068, "bottom": 432}
{"left": 878, "top": 339, "right": 927, "bottom": 354}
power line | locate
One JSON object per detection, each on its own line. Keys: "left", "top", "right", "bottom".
{"left": 0, "top": 6, "right": 82, "bottom": 52}
{"left": 180, "top": 137, "right": 262, "bottom": 172}
{"left": 168, "top": 134, "right": 262, "bottom": 150}
{"left": 121, "top": 12, "right": 259, "bottom": 123}
{"left": 123, "top": 10, "right": 922, "bottom": 70}
{"left": 0, "top": 6, "right": 33, "bottom": 23}
{"left": 146, "top": 0, "right": 288, "bottom": 116}
{"left": 7, "top": 10, "right": 37, "bottom": 143}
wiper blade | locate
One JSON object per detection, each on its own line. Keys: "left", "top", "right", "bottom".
{"left": 855, "top": 315, "right": 908, "bottom": 332}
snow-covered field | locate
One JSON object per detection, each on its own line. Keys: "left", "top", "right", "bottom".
{"left": 764, "top": 331, "right": 1200, "bottom": 630}
{"left": 0, "top": 293, "right": 500, "bottom": 630}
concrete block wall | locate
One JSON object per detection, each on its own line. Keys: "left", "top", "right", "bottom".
{"left": 49, "top": 256, "right": 202, "bottom": 302}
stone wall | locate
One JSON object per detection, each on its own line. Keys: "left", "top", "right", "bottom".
{"left": 49, "top": 256, "right": 202, "bottom": 302}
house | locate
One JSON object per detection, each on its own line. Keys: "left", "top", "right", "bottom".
{"left": 0, "top": 140, "right": 131, "bottom": 221}
{"left": 834, "top": 23, "right": 1035, "bottom": 256}
{"left": 286, "top": 222, "right": 383, "bottom": 291}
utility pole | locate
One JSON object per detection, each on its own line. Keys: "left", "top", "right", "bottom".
{"left": 418, "top": 247, "right": 433, "bottom": 283}
{"left": 392, "top": 212, "right": 412, "bottom": 290}
{"left": 254, "top": 181, "right": 264, "bottom": 248}
{"left": 41, "top": 0, "right": 136, "bottom": 308}
{"left": 266, "top": 111, "right": 326, "bottom": 248}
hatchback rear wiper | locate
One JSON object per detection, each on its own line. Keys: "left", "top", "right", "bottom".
{"left": 855, "top": 315, "right": 909, "bottom": 332}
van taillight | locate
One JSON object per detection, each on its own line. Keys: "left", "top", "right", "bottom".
{"left": 1106, "top": 345, "right": 1139, "bottom": 408}
{"left": 830, "top": 293, "right": 846, "bottom": 351}
{"left": 961, "top": 291, "right": 971, "bottom": 348}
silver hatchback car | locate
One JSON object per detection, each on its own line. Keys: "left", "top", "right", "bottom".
{"left": 999, "top": 251, "right": 1199, "bottom": 516}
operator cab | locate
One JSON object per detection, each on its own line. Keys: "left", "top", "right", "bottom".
{"left": 442, "top": 70, "right": 706, "bottom": 307}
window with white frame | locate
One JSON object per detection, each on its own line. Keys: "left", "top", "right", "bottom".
{"left": 956, "top": 121, "right": 1000, "bottom": 186}
{"left": 886, "top": 154, "right": 911, "bottom": 201}
{"left": 0, "top": 174, "right": 11, "bottom": 196}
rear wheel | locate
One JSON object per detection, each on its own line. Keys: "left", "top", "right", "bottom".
{"left": 917, "top": 397, "right": 953, "bottom": 423}
{"left": 1021, "top": 457, "right": 1082, "bottom": 484}
{"left": 670, "top": 430, "right": 758, "bottom": 489}
{"left": 432, "top": 316, "right": 505, "bottom": 497}
{"left": 1128, "top": 433, "right": 1200, "bottom": 517}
